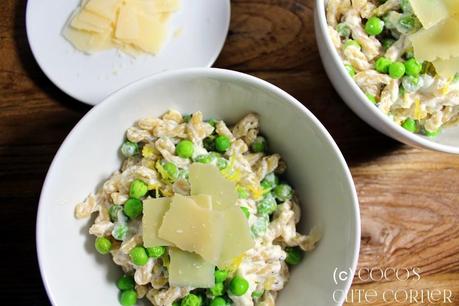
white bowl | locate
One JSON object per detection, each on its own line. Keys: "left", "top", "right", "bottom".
{"left": 37, "top": 68, "right": 360, "bottom": 306}
{"left": 314, "top": 0, "right": 459, "bottom": 154}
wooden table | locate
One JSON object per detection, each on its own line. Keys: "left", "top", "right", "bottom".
{"left": 2, "top": 1, "right": 458, "bottom": 305}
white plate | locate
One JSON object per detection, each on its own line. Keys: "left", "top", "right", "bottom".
{"left": 26, "top": 0, "right": 230, "bottom": 105}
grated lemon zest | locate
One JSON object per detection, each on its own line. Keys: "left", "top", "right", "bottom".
{"left": 248, "top": 184, "right": 264, "bottom": 201}
{"left": 143, "top": 159, "right": 156, "bottom": 169}
{"left": 414, "top": 98, "right": 421, "bottom": 120}
{"left": 142, "top": 144, "right": 156, "bottom": 158}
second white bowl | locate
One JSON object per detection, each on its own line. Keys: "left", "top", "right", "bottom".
{"left": 315, "top": 0, "right": 459, "bottom": 154}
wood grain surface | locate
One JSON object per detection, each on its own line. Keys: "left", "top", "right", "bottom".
{"left": 1, "top": 0, "right": 458, "bottom": 305}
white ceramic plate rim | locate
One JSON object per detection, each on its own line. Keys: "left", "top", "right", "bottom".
{"left": 315, "top": 0, "right": 459, "bottom": 155}
{"left": 36, "top": 68, "right": 361, "bottom": 306}
{"left": 25, "top": 0, "right": 231, "bottom": 106}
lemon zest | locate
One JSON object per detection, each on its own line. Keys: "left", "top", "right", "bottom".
{"left": 248, "top": 184, "right": 264, "bottom": 201}
{"left": 142, "top": 144, "right": 156, "bottom": 158}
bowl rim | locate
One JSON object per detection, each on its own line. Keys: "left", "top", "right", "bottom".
{"left": 315, "top": 0, "right": 459, "bottom": 155}
{"left": 36, "top": 67, "right": 361, "bottom": 306}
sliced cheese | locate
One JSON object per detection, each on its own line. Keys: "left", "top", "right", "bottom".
{"left": 433, "top": 57, "right": 459, "bottom": 78}
{"left": 189, "top": 164, "right": 238, "bottom": 211}
{"left": 444, "top": 0, "right": 459, "bottom": 15}
{"left": 168, "top": 248, "right": 215, "bottom": 288}
{"left": 158, "top": 195, "right": 224, "bottom": 264}
{"left": 84, "top": 0, "right": 122, "bottom": 22}
{"left": 142, "top": 197, "right": 173, "bottom": 247}
{"left": 63, "top": 25, "right": 114, "bottom": 53}
{"left": 115, "top": 3, "right": 140, "bottom": 41}
{"left": 70, "top": 9, "right": 112, "bottom": 33}
{"left": 409, "top": 0, "right": 449, "bottom": 29}
{"left": 132, "top": 13, "right": 167, "bottom": 54}
{"left": 190, "top": 194, "right": 213, "bottom": 210}
{"left": 129, "top": 0, "right": 181, "bottom": 15}
{"left": 410, "top": 17, "right": 459, "bottom": 61}
{"left": 218, "top": 206, "right": 255, "bottom": 267}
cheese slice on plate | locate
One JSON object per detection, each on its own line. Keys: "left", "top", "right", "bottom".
{"left": 63, "top": 24, "right": 114, "bottom": 53}
{"left": 133, "top": 13, "right": 167, "bottom": 53}
{"left": 142, "top": 197, "right": 173, "bottom": 247}
{"left": 70, "top": 9, "right": 112, "bottom": 33}
{"left": 115, "top": 3, "right": 140, "bottom": 41}
{"left": 84, "top": 0, "right": 122, "bottom": 22}
{"left": 189, "top": 164, "right": 238, "bottom": 211}
{"left": 168, "top": 248, "right": 215, "bottom": 288}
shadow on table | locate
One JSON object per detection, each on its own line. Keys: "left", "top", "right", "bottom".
{"left": 13, "top": 0, "right": 91, "bottom": 114}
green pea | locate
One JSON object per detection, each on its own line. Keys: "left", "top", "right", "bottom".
{"left": 183, "top": 114, "right": 192, "bottom": 123}
{"left": 400, "top": 0, "right": 413, "bottom": 13}
{"left": 343, "top": 39, "right": 361, "bottom": 49}
{"left": 252, "top": 290, "right": 264, "bottom": 299}
{"left": 382, "top": 38, "right": 395, "bottom": 50}
{"left": 401, "top": 118, "right": 417, "bottom": 132}
{"left": 261, "top": 173, "right": 279, "bottom": 191}
{"left": 121, "top": 141, "right": 139, "bottom": 157}
{"left": 423, "top": 128, "right": 441, "bottom": 138}
{"left": 240, "top": 207, "right": 250, "bottom": 219}
{"left": 112, "top": 222, "right": 128, "bottom": 241}
{"left": 453, "top": 73, "right": 459, "bottom": 83}
{"left": 176, "top": 140, "right": 194, "bottom": 158}
{"left": 344, "top": 64, "right": 355, "bottom": 77}
{"left": 336, "top": 23, "right": 351, "bottom": 38}
{"left": 215, "top": 135, "right": 231, "bottom": 153}
{"left": 117, "top": 275, "right": 135, "bottom": 290}
{"left": 216, "top": 157, "right": 228, "bottom": 170}
{"left": 207, "top": 119, "right": 218, "bottom": 128}
{"left": 146, "top": 246, "right": 166, "bottom": 258}
{"left": 210, "top": 297, "right": 227, "bottom": 306}
{"left": 194, "top": 154, "right": 212, "bottom": 164}
{"left": 109, "top": 205, "right": 123, "bottom": 222}
{"left": 215, "top": 269, "right": 229, "bottom": 283}
{"left": 404, "top": 58, "right": 422, "bottom": 77}
{"left": 399, "top": 15, "right": 417, "bottom": 31}
{"left": 257, "top": 193, "right": 277, "bottom": 215}
{"left": 365, "top": 16, "right": 384, "bottom": 36}
{"left": 273, "top": 184, "right": 293, "bottom": 202}
{"left": 120, "top": 290, "right": 137, "bottom": 306}
{"left": 251, "top": 215, "right": 269, "bottom": 237}
{"left": 250, "top": 136, "right": 267, "bottom": 153}
{"left": 366, "top": 93, "right": 377, "bottom": 104}
{"left": 203, "top": 136, "right": 216, "bottom": 152}
{"left": 388, "top": 62, "right": 406, "bottom": 79}
{"left": 285, "top": 247, "right": 303, "bottom": 265}
{"left": 229, "top": 276, "right": 249, "bottom": 296}
{"left": 209, "top": 282, "right": 225, "bottom": 296}
{"left": 129, "top": 179, "right": 148, "bottom": 199}
{"left": 129, "top": 246, "right": 149, "bottom": 266}
{"left": 181, "top": 294, "right": 202, "bottom": 306}
{"left": 237, "top": 186, "right": 250, "bottom": 199}
{"left": 252, "top": 290, "right": 265, "bottom": 299}
{"left": 123, "top": 198, "right": 143, "bottom": 219}
{"left": 401, "top": 76, "right": 421, "bottom": 92}
{"left": 404, "top": 49, "right": 414, "bottom": 60}
{"left": 163, "top": 162, "right": 179, "bottom": 181}
{"left": 375, "top": 57, "right": 391, "bottom": 74}
{"left": 95, "top": 237, "right": 112, "bottom": 255}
